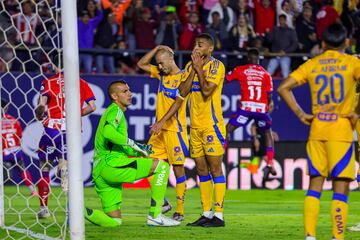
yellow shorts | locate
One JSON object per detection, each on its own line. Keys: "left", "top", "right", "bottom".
{"left": 190, "top": 124, "right": 226, "bottom": 158}
{"left": 148, "top": 129, "right": 188, "bottom": 165}
{"left": 306, "top": 140, "right": 355, "bottom": 179}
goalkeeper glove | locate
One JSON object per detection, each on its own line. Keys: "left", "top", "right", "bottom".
{"left": 127, "top": 138, "right": 154, "bottom": 157}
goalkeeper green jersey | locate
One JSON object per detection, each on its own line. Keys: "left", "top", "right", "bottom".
{"left": 92, "top": 103, "right": 139, "bottom": 179}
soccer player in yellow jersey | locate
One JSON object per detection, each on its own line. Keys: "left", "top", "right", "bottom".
{"left": 137, "top": 45, "right": 189, "bottom": 221}
{"left": 178, "top": 33, "right": 226, "bottom": 227}
{"left": 278, "top": 23, "right": 360, "bottom": 240}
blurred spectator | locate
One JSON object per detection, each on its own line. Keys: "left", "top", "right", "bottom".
{"left": 202, "top": 0, "right": 219, "bottom": 23}
{"left": 134, "top": 7, "right": 160, "bottom": 49}
{"left": 276, "top": 0, "right": 298, "bottom": 28}
{"left": 315, "top": 0, "right": 339, "bottom": 39}
{"left": 155, "top": 6, "right": 182, "bottom": 49}
{"left": 11, "top": 1, "right": 43, "bottom": 72}
{"left": 102, "top": 0, "right": 131, "bottom": 41}
{"left": 206, "top": 11, "right": 229, "bottom": 50}
{"left": 94, "top": 10, "right": 117, "bottom": 74}
{"left": 179, "top": 0, "right": 203, "bottom": 24}
{"left": 123, "top": 0, "right": 144, "bottom": 54}
{"left": 87, "top": 0, "right": 100, "bottom": 18}
{"left": 234, "top": 0, "right": 254, "bottom": 27}
{"left": 266, "top": 14, "right": 298, "bottom": 78}
{"left": 78, "top": 9, "right": 103, "bottom": 73}
{"left": 207, "top": 0, "right": 236, "bottom": 31}
{"left": 296, "top": 6, "right": 317, "bottom": 52}
{"left": 115, "top": 40, "right": 136, "bottom": 74}
{"left": 228, "top": 13, "right": 256, "bottom": 51}
{"left": 179, "top": 12, "right": 204, "bottom": 50}
{"left": 253, "top": 0, "right": 276, "bottom": 35}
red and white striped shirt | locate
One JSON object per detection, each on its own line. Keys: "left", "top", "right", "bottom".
{"left": 12, "top": 13, "right": 40, "bottom": 45}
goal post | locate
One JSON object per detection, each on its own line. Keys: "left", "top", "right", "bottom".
{"left": 0, "top": 0, "right": 85, "bottom": 239}
{"left": 61, "top": 0, "right": 85, "bottom": 238}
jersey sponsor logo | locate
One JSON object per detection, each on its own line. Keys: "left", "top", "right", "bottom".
{"left": 208, "top": 148, "right": 214, "bottom": 153}
{"left": 317, "top": 112, "right": 338, "bottom": 122}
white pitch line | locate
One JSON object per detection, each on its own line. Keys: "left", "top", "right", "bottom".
{"left": 106, "top": 213, "right": 360, "bottom": 217}
{"left": 3, "top": 226, "right": 61, "bottom": 240}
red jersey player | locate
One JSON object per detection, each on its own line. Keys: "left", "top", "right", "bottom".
{"left": 2, "top": 99, "right": 35, "bottom": 196}
{"left": 34, "top": 62, "right": 96, "bottom": 218}
{"left": 225, "top": 48, "right": 276, "bottom": 183}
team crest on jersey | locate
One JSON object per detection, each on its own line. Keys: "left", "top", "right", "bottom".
{"left": 207, "top": 135, "right": 214, "bottom": 143}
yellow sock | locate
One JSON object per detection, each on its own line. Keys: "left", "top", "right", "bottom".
{"left": 304, "top": 190, "right": 321, "bottom": 238}
{"left": 213, "top": 175, "right": 226, "bottom": 213}
{"left": 148, "top": 175, "right": 154, "bottom": 184}
{"left": 199, "top": 174, "right": 213, "bottom": 212}
{"left": 175, "top": 175, "right": 186, "bottom": 214}
{"left": 331, "top": 193, "right": 348, "bottom": 240}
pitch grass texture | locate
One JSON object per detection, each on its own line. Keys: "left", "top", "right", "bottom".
{"left": 1, "top": 186, "right": 360, "bottom": 240}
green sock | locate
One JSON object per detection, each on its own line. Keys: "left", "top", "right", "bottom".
{"left": 84, "top": 208, "right": 122, "bottom": 227}
{"left": 149, "top": 161, "right": 169, "bottom": 218}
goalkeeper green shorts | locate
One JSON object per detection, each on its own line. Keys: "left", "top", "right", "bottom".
{"left": 94, "top": 157, "right": 153, "bottom": 213}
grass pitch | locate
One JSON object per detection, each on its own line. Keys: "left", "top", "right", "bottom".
{"left": 1, "top": 186, "right": 360, "bottom": 239}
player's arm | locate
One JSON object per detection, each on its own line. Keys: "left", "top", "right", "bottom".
{"left": 178, "top": 66, "right": 195, "bottom": 97}
{"left": 192, "top": 52, "right": 216, "bottom": 98}
{"left": 137, "top": 45, "right": 174, "bottom": 73}
{"left": 268, "top": 93, "right": 274, "bottom": 112}
{"left": 81, "top": 99, "right": 96, "bottom": 116}
{"left": 150, "top": 95, "right": 184, "bottom": 135}
{"left": 103, "top": 109, "right": 152, "bottom": 156}
{"left": 35, "top": 95, "right": 48, "bottom": 120}
{"left": 277, "top": 77, "right": 313, "bottom": 125}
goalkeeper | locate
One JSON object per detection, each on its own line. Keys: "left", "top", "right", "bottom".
{"left": 85, "top": 80, "right": 180, "bottom": 227}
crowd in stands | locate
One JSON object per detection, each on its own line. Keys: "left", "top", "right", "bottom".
{"left": 0, "top": 0, "right": 359, "bottom": 77}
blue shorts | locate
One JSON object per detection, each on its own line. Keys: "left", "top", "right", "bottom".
{"left": 228, "top": 109, "right": 272, "bottom": 131}
{"left": 38, "top": 127, "right": 67, "bottom": 161}
{"left": 3, "top": 150, "right": 24, "bottom": 164}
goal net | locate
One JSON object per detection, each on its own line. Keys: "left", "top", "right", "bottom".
{"left": 0, "top": 0, "right": 82, "bottom": 239}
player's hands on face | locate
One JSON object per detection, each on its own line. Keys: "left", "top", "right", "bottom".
{"left": 149, "top": 120, "right": 164, "bottom": 135}
{"left": 191, "top": 51, "right": 204, "bottom": 73}
{"left": 297, "top": 112, "right": 314, "bottom": 125}
{"left": 157, "top": 45, "right": 174, "bottom": 55}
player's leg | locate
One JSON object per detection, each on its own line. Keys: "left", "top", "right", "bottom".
{"left": 331, "top": 179, "right": 351, "bottom": 239}
{"left": 172, "top": 164, "right": 186, "bottom": 221}
{"left": 202, "top": 155, "right": 225, "bottom": 228}
{"left": 225, "top": 110, "right": 249, "bottom": 149}
{"left": 36, "top": 128, "right": 60, "bottom": 218}
{"left": 202, "top": 124, "right": 226, "bottom": 227}
{"left": 147, "top": 131, "right": 171, "bottom": 213}
{"left": 327, "top": 141, "right": 355, "bottom": 239}
{"left": 165, "top": 130, "right": 189, "bottom": 221}
{"left": 14, "top": 150, "right": 35, "bottom": 196}
{"left": 187, "top": 128, "right": 213, "bottom": 226}
{"left": 304, "top": 140, "right": 328, "bottom": 239}
{"left": 85, "top": 175, "right": 123, "bottom": 227}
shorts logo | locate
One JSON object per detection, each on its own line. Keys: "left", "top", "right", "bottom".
{"left": 236, "top": 115, "right": 248, "bottom": 124}
{"left": 258, "top": 121, "right": 266, "bottom": 127}
{"left": 46, "top": 146, "right": 55, "bottom": 154}
{"left": 174, "top": 146, "right": 181, "bottom": 153}
{"left": 207, "top": 135, "right": 214, "bottom": 143}
{"left": 177, "top": 156, "right": 182, "bottom": 161}
{"left": 208, "top": 148, "right": 214, "bottom": 153}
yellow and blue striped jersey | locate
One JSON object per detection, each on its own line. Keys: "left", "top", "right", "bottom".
{"left": 150, "top": 65, "right": 187, "bottom": 132}
{"left": 290, "top": 50, "right": 360, "bottom": 142}
{"left": 184, "top": 57, "right": 225, "bottom": 128}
